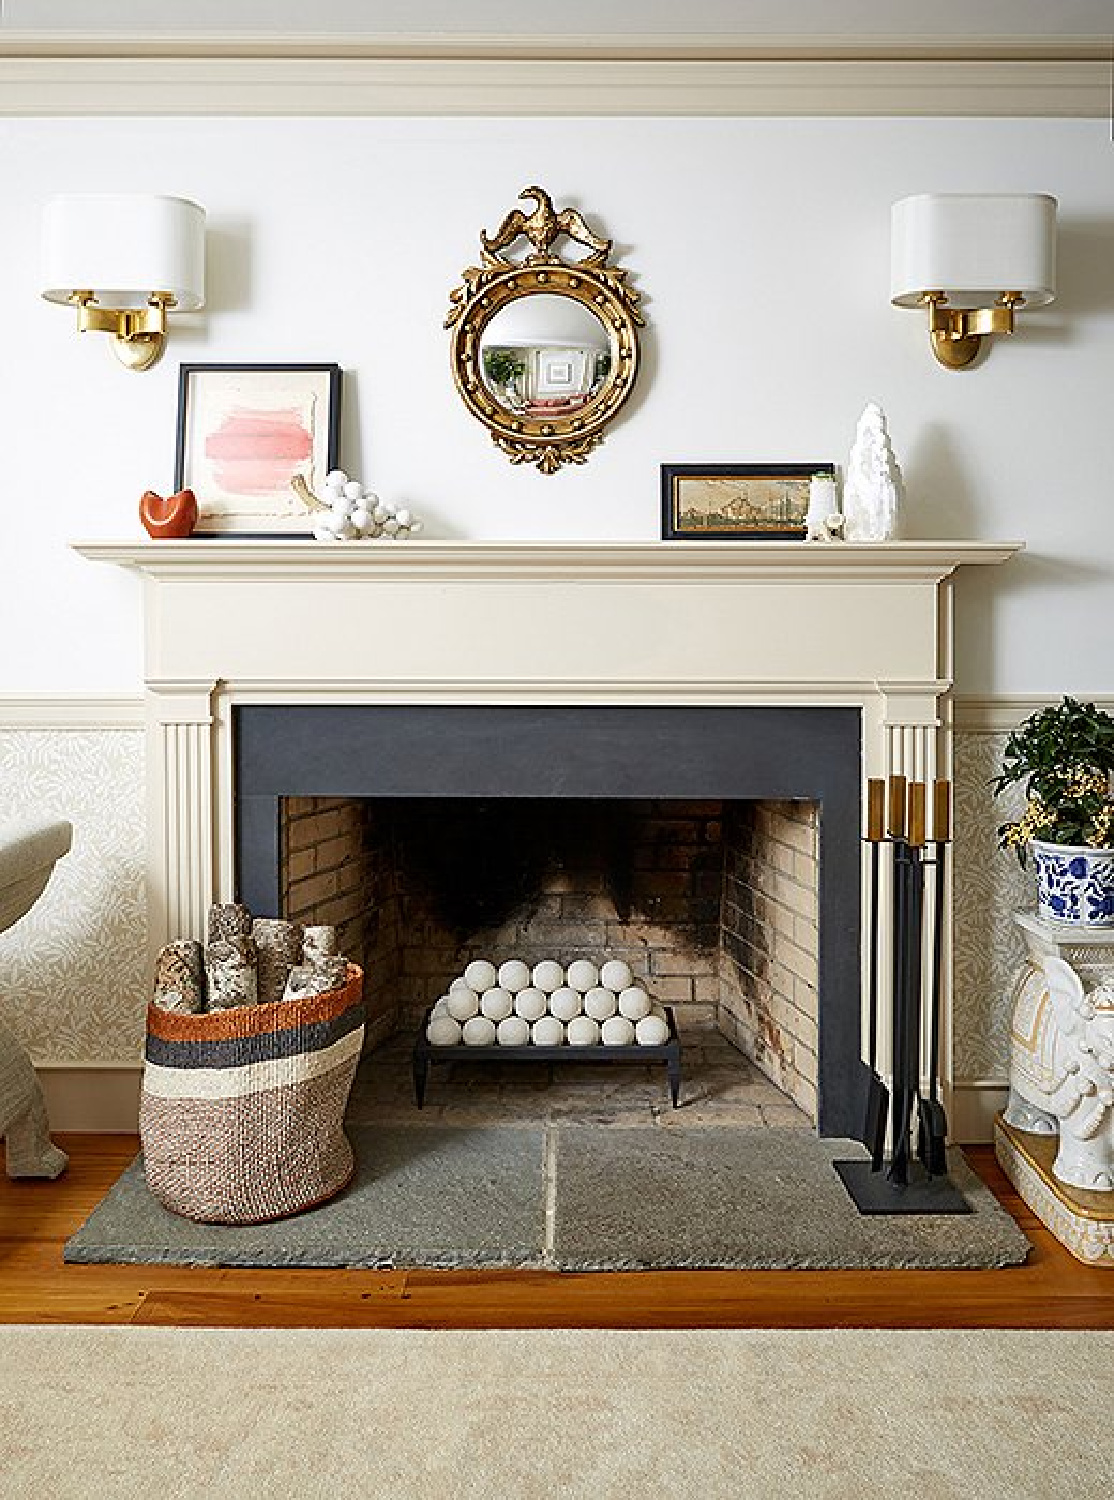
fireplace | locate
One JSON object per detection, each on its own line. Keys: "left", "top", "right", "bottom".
{"left": 76, "top": 536, "right": 1021, "bottom": 1143}
{"left": 235, "top": 704, "right": 861, "bottom": 1133}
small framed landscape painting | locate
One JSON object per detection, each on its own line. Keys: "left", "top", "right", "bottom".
{"left": 175, "top": 363, "right": 342, "bottom": 536}
{"left": 661, "top": 463, "right": 835, "bottom": 541}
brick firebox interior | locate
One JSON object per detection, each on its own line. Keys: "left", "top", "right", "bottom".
{"left": 281, "top": 795, "right": 820, "bottom": 1121}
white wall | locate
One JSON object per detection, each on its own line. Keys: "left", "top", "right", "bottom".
{"left": 1, "top": 114, "right": 1111, "bottom": 697}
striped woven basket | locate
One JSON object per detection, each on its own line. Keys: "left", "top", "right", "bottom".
{"left": 140, "top": 963, "right": 364, "bottom": 1224}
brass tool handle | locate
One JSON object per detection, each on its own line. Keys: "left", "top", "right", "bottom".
{"left": 887, "top": 775, "right": 907, "bottom": 840}
{"left": 933, "top": 779, "right": 952, "bottom": 843}
{"left": 907, "top": 782, "right": 927, "bottom": 848}
{"left": 866, "top": 779, "right": 886, "bottom": 842}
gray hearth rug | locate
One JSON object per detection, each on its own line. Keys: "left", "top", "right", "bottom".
{"left": 65, "top": 1124, "right": 1030, "bottom": 1271}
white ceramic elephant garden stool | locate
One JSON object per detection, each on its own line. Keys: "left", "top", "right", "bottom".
{"left": 0, "top": 816, "right": 73, "bottom": 1179}
{"left": 1005, "top": 954, "right": 1114, "bottom": 1192}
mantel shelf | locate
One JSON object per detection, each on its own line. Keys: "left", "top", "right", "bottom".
{"left": 72, "top": 538, "right": 1022, "bottom": 586}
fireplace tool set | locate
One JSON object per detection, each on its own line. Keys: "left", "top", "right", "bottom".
{"left": 835, "top": 776, "right": 972, "bottom": 1215}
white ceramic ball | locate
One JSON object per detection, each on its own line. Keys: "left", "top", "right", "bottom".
{"left": 565, "top": 959, "right": 599, "bottom": 992}
{"left": 464, "top": 959, "right": 498, "bottom": 993}
{"left": 532, "top": 959, "right": 565, "bottom": 993}
{"left": 343, "top": 480, "right": 364, "bottom": 500}
{"left": 583, "top": 986, "right": 618, "bottom": 1022}
{"left": 496, "top": 1014, "right": 531, "bottom": 1047}
{"left": 497, "top": 959, "right": 531, "bottom": 993}
{"left": 548, "top": 986, "right": 582, "bottom": 1022}
{"left": 431, "top": 995, "right": 451, "bottom": 1016}
{"left": 324, "top": 469, "right": 348, "bottom": 489}
{"left": 514, "top": 987, "right": 548, "bottom": 1022}
{"left": 601, "top": 1014, "right": 636, "bottom": 1047}
{"left": 449, "top": 976, "right": 473, "bottom": 993}
{"left": 396, "top": 508, "right": 412, "bottom": 527}
{"left": 618, "top": 986, "right": 652, "bottom": 1021}
{"left": 531, "top": 1015, "right": 565, "bottom": 1047}
{"left": 446, "top": 988, "right": 480, "bottom": 1021}
{"left": 426, "top": 1015, "right": 462, "bottom": 1047}
{"left": 480, "top": 986, "right": 514, "bottom": 1022}
{"left": 350, "top": 506, "right": 370, "bottom": 532}
{"left": 462, "top": 1014, "right": 497, "bottom": 1047}
{"left": 600, "top": 959, "right": 634, "bottom": 993}
{"left": 566, "top": 1015, "right": 601, "bottom": 1047}
{"left": 635, "top": 1013, "right": 670, "bottom": 1046}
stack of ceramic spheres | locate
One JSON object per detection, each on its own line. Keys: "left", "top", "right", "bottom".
{"left": 425, "top": 957, "right": 671, "bottom": 1048}
{"left": 151, "top": 903, "right": 350, "bottom": 1014}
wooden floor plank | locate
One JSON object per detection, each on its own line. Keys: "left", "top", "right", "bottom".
{"left": 1, "top": 1137, "right": 1110, "bottom": 1329}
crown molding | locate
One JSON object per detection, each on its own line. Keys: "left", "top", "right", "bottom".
{"left": 0, "top": 31, "right": 1111, "bottom": 62}
{"left": 0, "top": 46, "right": 1105, "bottom": 116}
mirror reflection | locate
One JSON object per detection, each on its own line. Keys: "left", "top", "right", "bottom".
{"left": 479, "top": 294, "right": 611, "bottom": 418}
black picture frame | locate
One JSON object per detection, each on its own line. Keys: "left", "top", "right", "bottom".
{"left": 661, "top": 463, "right": 836, "bottom": 541}
{"left": 174, "top": 363, "right": 342, "bottom": 537}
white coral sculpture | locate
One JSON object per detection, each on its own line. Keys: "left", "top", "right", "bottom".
{"left": 291, "top": 472, "right": 425, "bottom": 542}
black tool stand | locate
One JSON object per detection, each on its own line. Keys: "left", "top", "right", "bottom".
{"left": 412, "top": 1005, "right": 682, "bottom": 1109}
{"left": 836, "top": 826, "right": 972, "bottom": 1216}
{"left": 833, "top": 1158, "right": 971, "bottom": 1215}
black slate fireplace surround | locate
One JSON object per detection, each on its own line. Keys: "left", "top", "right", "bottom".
{"left": 235, "top": 705, "right": 863, "bottom": 1136}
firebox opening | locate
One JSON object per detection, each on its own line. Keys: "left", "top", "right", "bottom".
{"left": 235, "top": 703, "right": 862, "bottom": 1135}
{"left": 279, "top": 794, "right": 821, "bottom": 1122}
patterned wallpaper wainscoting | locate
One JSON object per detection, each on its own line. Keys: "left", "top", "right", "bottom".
{"left": 952, "top": 732, "right": 1029, "bottom": 1082}
{"left": 0, "top": 712, "right": 147, "bottom": 1065}
{"left": 0, "top": 705, "right": 1083, "bottom": 1137}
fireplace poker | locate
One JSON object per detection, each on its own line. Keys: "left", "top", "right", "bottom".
{"left": 863, "top": 778, "right": 889, "bottom": 1170}
{"left": 917, "top": 780, "right": 951, "bottom": 1177}
{"left": 888, "top": 779, "right": 929, "bottom": 1189}
{"left": 881, "top": 780, "right": 911, "bottom": 1188}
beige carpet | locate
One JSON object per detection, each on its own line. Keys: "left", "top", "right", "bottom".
{"left": 0, "top": 1326, "right": 1108, "bottom": 1499}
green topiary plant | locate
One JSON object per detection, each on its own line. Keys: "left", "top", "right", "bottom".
{"left": 992, "top": 696, "right": 1114, "bottom": 866}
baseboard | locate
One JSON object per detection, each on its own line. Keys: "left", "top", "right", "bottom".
{"left": 950, "top": 1079, "right": 1010, "bottom": 1145}
{"left": 38, "top": 1065, "right": 142, "bottom": 1135}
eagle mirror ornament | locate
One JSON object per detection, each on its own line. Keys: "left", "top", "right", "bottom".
{"left": 445, "top": 187, "right": 643, "bottom": 473}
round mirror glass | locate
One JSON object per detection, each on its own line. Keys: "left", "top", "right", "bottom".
{"left": 478, "top": 293, "right": 612, "bottom": 419}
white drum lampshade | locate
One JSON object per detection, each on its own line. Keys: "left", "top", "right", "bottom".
{"left": 891, "top": 193, "right": 1056, "bottom": 310}
{"left": 41, "top": 193, "right": 205, "bottom": 370}
{"left": 42, "top": 193, "right": 206, "bottom": 311}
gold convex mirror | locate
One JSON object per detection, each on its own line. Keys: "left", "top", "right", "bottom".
{"left": 446, "top": 187, "right": 643, "bottom": 473}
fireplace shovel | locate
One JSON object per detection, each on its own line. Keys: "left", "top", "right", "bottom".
{"left": 863, "top": 780, "right": 888, "bottom": 1170}
{"left": 917, "top": 802, "right": 949, "bottom": 1177}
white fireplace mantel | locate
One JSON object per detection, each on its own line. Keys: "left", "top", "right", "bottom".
{"left": 75, "top": 537, "right": 1020, "bottom": 953}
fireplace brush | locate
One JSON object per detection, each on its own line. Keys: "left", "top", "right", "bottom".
{"left": 916, "top": 780, "right": 951, "bottom": 1177}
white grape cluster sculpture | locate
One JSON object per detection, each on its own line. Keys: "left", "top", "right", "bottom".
{"left": 291, "top": 471, "right": 424, "bottom": 542}
{"left": 425, "top": 957, "right": 671, "bottom": 1049}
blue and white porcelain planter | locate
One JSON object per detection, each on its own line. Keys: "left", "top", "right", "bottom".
{"left": 1031, "top": 840, "right": 1114, "bottom": 928}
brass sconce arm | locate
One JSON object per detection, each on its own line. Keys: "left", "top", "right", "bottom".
{"left": 921, "top": 290, "right": 1025, "bottom": 370}
{"left": 70, "top": 291, "right": 176, "bottom": 371}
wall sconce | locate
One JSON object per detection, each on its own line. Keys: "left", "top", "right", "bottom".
{"left": 891, "top": 193, "right": 1056, "bottom": 369}
{"left": 41, "top": 193, "right": 205, "bottom": 371}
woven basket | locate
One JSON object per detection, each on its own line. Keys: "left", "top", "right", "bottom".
{"left": 139, "top": 964, "right": 364, "bottom": 1224}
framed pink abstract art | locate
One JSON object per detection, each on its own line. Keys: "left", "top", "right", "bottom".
{"left": 175, "top": 363, "right": 342, "bottom": 535}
